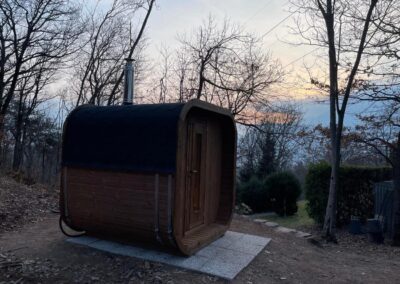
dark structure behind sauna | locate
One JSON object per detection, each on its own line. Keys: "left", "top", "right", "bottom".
{"left": 60, "top": 99, "right": 236, "bottom": 255}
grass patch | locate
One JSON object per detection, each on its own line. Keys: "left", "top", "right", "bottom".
{"left": 261, "top": 200, "right": 314, "bottom": 229}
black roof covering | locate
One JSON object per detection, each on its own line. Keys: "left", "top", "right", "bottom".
{"left": 62, "top": 103, "right": 185, "bottom": 174}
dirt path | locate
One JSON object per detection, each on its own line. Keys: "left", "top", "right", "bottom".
{"left": 1, "top": 213, "right": 399, "bottom": 283}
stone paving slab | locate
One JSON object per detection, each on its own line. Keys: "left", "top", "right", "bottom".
{"left": 66, "top": 231, "right": 271, "bottom": 280}
{"left": 275, "top": 226, "right": 297, "bottom": 233}
{"left": 295, "top": 231, "right": 312, "bottom": 238}
{"left": 248, "top": 217, "right": 312, "bottom": 239}
{"left": 264, "top": 221, "right": 279, "bottom": 228}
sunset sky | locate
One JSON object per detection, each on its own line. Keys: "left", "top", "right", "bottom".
{"left": 141, "top": 0, "right": 384, "bottom": 126}
{"left": 134, "top": 0, "right": 338, "bottom": 126}
{"left": 145, "top": 0, "right": 319, "bottom": 100}
{"left": 72, "top": 0, "right": 371, "bottom": 126}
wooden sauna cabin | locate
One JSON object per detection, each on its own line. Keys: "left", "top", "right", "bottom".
{"left": 60, "top": 99, "right": 236, "bottom": 255}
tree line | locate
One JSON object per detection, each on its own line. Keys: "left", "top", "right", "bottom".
{"left": 0, "top": 0, "right": 285, "bottom": 183}
{"left": 0, "top": 0, "right": 155, "bottom": 182}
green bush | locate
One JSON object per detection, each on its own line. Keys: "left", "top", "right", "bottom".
{"left": 238, "top": 176, "right": 269, "bottom": 213}
{"left": 265, "top": 171, "right": 301, "bottom": 216}
{"left": 305, "top": 162, "right": 392, "bottom": 226}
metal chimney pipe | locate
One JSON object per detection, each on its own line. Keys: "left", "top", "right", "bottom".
{"left": 123, "top": 58, "right": 134, "bottom": 105}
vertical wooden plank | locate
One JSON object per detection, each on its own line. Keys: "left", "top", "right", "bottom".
{"left": 205, "top": 118, "right": 222, "bottom": 225}
{"left": 154, "top": 173, "right": 162, "bottom": 244}
{"left": 63, "top": 167, "right": 69, "bottom": 217}
{"left": 173, "top": 117, "right": 187, "bottom": 242}
{"left": 167, "top": 174, "right": 176, "bottom": 246}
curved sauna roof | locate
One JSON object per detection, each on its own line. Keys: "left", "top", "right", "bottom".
{"left": 62, "top": 99, "right": 234, "bottom": 174}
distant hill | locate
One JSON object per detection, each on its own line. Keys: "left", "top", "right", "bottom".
{"left": 300, "top": 99, "right": 384, "bottom": 127}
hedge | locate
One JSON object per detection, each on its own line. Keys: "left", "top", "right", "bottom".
{"left": 265, "top": 172, "right": 301, "bottom": 216}
{"left": 237, "top": 176, "right": 269, "bottom": 213}
{"left": 305, "top": 162, "right": 392, "bottom": 227}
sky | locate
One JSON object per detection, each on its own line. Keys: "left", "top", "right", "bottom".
{"left": 45, "top": 0, "right": 323, "bottom": 123}
{"left": 48, "top": 0, "right": 373, "bottom": 127}
{"left": 141, "top": 0, "right": 331, "bottom": 125}
{"left": 146, "top": 0, "right": 311, "bottom": 64}
{"left": 140, "top": 0, "right": 396, "bottom": 127}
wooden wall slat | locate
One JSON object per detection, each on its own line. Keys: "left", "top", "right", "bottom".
{"left": 64, "top": 167, "right": 173, "bottom": 247}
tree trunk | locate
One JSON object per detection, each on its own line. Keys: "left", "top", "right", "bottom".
{"left": 0, "top": 113, "right": 4, "bottom": 165}
{"left": 323, "top": 132, "right": 340, "bottom": 242}
{"left": 41, "top": 144, "right": 46, "bottom": 182}
{"left": 197, "top": 61, "right": 206, "bottom": 99}
{"left": 12, "top": 135, "right": 23, "bottom": 171}
{"left": 12, "top": 93, "right": 25, "bottom": 171}
{"left": 322, "top": 1, "right": 339, "bottom": 242}
{"left": 12, "top": 119, "right": 24, "bottom": 171}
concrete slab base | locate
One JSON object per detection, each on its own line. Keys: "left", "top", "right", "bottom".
{"left": 66, "top": 231, "right": 271, "bottom": 280}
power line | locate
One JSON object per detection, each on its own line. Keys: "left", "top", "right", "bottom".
{"left": 283, "top": 47, "right": 320, "bottom": 68}
{"left": 243, "top": 0, "right": 272, "bottom": 25}
{"left": 260, "top": 7, "right": 299, "bottom": 39}
{"left": 245, "top": 1, "right": 312, "bottom": 68}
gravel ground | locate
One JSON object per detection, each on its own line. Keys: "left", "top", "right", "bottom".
{"left": 1, "top": 175, "right": 400, "bottom": 283}
{"left": 0, "top": 174, "right": 58, "bottom": 234}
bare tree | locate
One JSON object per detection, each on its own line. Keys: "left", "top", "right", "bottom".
{"left": 10, "top": 60, "right": 53, "bottom": 171}
{"left": 143, "top": 45, "right": 173, "bottom": 103}
{"left": 297, "top": 125, "right": 331, "bottom": 165}
{"left": 352, "top": 103, "right": 400, "bottom": 242}
{"left": 237, "top": 126, "right": 259, "bottom": 182}
{"left": 238, "top": 103, "right": 303, "bottom": 181}
{"left": 290, "top": 0, "right": 391, "bottom": 241}
{"left": 21, "top": 109, "right": 61, "bottom": 184}
{"left": 298, "top": 123, "right": 386, "bottom": 166}
{"left": 146, "top": 16, "right": 283, "bottom": 121}
{"left": 0, "top": 0, "right": 81, "bottom": 161}
{"left": 72, "top": 0, "right": 155, "bottom": 106}
{"left": 358, "top": 3, "right": 400, "bottom": 243}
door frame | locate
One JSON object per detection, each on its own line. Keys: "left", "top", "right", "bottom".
{"left": 183, "top": 118, "right": 208, "bottom": 234}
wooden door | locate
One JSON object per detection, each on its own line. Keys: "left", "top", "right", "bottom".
{"left": 184, "top": 119, "right": 207, "bottom": 232}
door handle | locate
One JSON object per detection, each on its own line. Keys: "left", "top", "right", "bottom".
{"left": 190, "top": 170, "right": 198, "bottom": 174}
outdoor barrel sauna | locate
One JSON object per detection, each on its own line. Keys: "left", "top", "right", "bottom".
{"left": 60, "top": 99, "right": 236, "bottom": 255}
